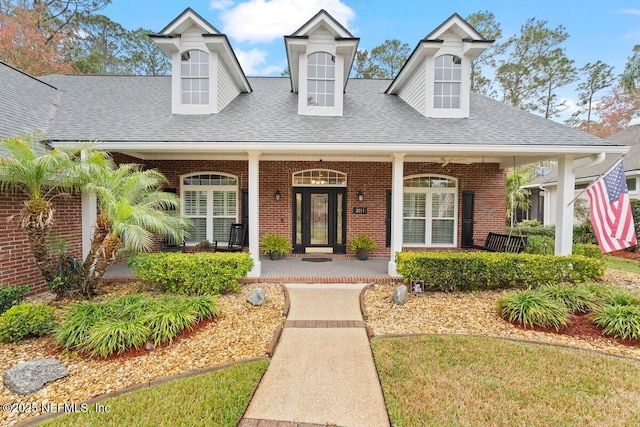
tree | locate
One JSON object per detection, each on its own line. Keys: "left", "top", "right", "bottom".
{"left": 496, "top": 18, "right": 572, "bottom": 113}
{"left": 465, "top": 10, "right": 506, "bottom": 96}
{"left": 585, "top": 86, "right": 640, "bottom": 137}
{"left": 77, "top": 161, "right": 186, "bottom": 297}
{"left": 2, "top": 0, "right": 111, "bottom": 44}
{"left": 0, "top": 134, "right": 81, "bottom": 283}
{"left": 621, "top": 45, "right": 640, "bottom": 95}
{"left": 0, "top": 4, "right": 75, "bottom": 75}
{"left": 67, "top": 14, "right": 128, "bottom": 74}
{"left": 506, "top": 167, "right": 533, "bottom": 225}
{"left": 571, "top": 61, "right": 615, "bottom": 132}
{"left": 352, "top": 40, "right": 409, "bottom": 79}
{"left": 537, "top": 54, "right": 576, "bottom": 118}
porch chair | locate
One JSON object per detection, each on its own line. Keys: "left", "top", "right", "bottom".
{"left": 214, "top": 223, "right": 247, "bottom": 252}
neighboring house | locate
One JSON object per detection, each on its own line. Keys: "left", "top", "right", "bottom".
{"left": 0, "top": 8, "right": 629, "bottom": 283}
{"left": 525, "top": 119, "right": 640, "bottom": 226}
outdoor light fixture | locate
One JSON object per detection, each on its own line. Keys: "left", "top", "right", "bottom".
{"left": 274, "top": 190, "right": 281, "bottom": 201}
{"left": 357, "top": 190, "right": 364, "bottom": 202}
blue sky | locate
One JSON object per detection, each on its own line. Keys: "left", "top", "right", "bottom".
{"left": 102, "top": 0, "right": 640, "bottom": 118}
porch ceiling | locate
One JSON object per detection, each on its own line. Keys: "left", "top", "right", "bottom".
{"left": 59, "top": 141, "right": 629, "bottom": 169}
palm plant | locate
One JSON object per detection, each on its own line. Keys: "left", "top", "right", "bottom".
{"left": 78, "top": 163, "right": 187, "bottom": 297}
{"left": 506, "top": 167, "right": 533, "bottom": 226}
{"left": 0, "top": 135, "right": 79, "bottom": 283}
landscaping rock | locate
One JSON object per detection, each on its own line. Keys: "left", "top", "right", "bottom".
{"left": 391, "top": 285, "right": 408, "bottom": 305}
{"left": 3, "top": 358, "right": 68, "bottom": 395}
{"left": 247, "top": 288, "right": 266, "bottom": 306}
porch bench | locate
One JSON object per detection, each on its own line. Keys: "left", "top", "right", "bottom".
{"left": 473, "top": 232, "right": 527, "bottom": 253}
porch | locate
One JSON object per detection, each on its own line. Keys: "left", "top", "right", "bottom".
{"left": 104, "top": 256, "right": 400, "bottom": 285}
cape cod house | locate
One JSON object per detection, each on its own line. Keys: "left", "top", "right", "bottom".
{"left": 0, "top": 8, "right": 629, "bottom": 288}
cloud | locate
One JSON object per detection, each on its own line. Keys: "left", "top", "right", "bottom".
{"left": 235, "top": 48, "right": 286, "bottom": 75}
{"left": 219, "top": 0, "right": 355, "bottom": 44}
{"left": 624, "top": 28, "right": 640, "bottom": 40}
{"left": 616, "top": 8, "right": 640, "bottom": 16}
{"left": 210, "top": 0, "right": 234, "bottom": 10}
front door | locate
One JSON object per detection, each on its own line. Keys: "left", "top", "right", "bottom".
{"left": 293, "top": 188, "right": 346, "bottom": 254}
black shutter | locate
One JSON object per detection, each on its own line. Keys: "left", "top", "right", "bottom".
{"left": 461, "top": 191, "right": 474, "bottom": 248}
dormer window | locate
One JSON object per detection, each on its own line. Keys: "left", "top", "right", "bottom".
{"left": 181, "top": 50, "right": 209, "bottom": 105}
{"left": 434, "top": 55, "right": 461, "bottom": 109}
{"left": 307, "top": 52, "right": 335, "bottom": 107}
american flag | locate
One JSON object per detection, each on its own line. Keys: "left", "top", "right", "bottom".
{"left": 586, "top": 160, "right": 637, "bottom": 253}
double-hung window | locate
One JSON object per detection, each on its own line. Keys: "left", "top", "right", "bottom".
{"left": 307, "top": 52, "right": 335, "bottom": 107}
{"left": 181, "top": 50, "right": 209, "bottom": 105}
{"left": 434, "top": 54, "right": 462, "bottom": 109}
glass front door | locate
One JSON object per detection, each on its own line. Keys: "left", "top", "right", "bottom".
{"left": 293, "top": 188, "right": 346, "bottom": 253}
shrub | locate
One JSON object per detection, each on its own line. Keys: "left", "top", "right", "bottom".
{"left": 540, "top": 284, "right": 595, "bottom": 314}
{"left": 395, "top": 252, "right": 605, "bottom": 292}
{"left": 524, "top": 235, "right": 554, "bottom": 255}
{"left": 508, "top": 225, "right": 556, "bottom": 237}
{"left": 259, "top": 234, "right": 293, "bottom": 255}
{"left": 497, "top": 289, "right": 569, "bottom": 330}
{"left": 572, "top": 244, "right": 602, "bottom": 259}
{"left": 0, "top": 303, "right": 55, "bottom": 342}
{"left": 573, "top": 223, "right": 596, "bottom": 245}
{"left": 129, "top": 252, "right": 253, "bottom": 295}
{"left": 0, "top": 284, "right": 29, "bottom": 315}
{"left": 592, "top": 305, "right": 640, "bottom": 341}
{"left": 55, "top": 294, "right": 219, "bottom": 357}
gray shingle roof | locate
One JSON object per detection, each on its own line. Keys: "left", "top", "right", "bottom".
{"left": 529, "top": 125, "right": 640, "bottom": 187}
{"left": 0, "top": 62, "right": 61, "bottom": 155}
{"left": 36, "top": 74, "right": 620, "bottom": 149}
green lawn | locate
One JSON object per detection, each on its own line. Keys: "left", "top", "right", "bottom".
{"left": 372, "top": 335, "right": 640, "bottom": 427}
{"left": 604, "top": 254, "right": 640, "bottom": 274}
{"left": 37, "top": 360, "right": 268, "bottom": 427}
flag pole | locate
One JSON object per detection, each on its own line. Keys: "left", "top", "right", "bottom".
{"left": 566, "top": 156, "right": 625, "bottom": 207}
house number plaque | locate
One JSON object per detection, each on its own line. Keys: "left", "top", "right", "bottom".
{"left": 353, "top": 207, "right": 368, "bottom": 214}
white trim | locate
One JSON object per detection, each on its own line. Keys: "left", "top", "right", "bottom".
{"left": 247, "top": 151, "right": 261, "bottom": 277}
{"left": 388, "top": 153, "right": 405, "bottom": 276}
{"left": 292, "top": 169, "right": 347, "bottom": 187}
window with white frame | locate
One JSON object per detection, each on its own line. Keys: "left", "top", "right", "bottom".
{"left": 181, "top": 50, "right": 209, "bottom": 105}
{"left": 403, "top": 175, "right": 457, "bottom": 246}
{"left": 434, "top": 54, "right": 462, "bottom": 109}
{"left": 182, "top": 173, "right": 237, "bottom": 244}
{"left": 307, "top": 52, "right": 335, "bottom": 107}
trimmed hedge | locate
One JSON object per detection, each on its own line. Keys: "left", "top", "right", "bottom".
{"left": 129, "top": 252, "right": 254, "bottom": 295}
{"left": 0, "top": 303, "right": 55, "bottom": 342}
{"left": 395, "top": 252, "right": 604, "bottom": 291}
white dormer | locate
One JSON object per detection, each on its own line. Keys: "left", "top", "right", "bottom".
{"left": 285, "top": 10, "right": 359, "bottom": 117}
{"left": 386, "top": 13, "right": 493, "bottom": 118}
{"left": 150, "top": 8, "right": 251, "bottom": 115}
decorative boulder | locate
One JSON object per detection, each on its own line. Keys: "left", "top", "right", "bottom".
{"left": 391, "top": 285, "right": 409, "bottom": 306}
{"left": 3, "top": 358, "right": 69, "bottom": 395}
{"left": 247, "top": 288, "right": 266, "bottom": 306}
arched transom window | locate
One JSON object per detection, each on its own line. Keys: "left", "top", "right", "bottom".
{"left": 403, "top": 175, "right": 457, "bottom": 246}
{"left": 293, "top": 169, "right": 346, "bottom": 186}
{"left": 434, "top": 54, "right": 462, "bottom": 109}
{"left": 307, "top": 52, "right": 335, "bottom": 107}
{"left": 181, "top": 50, "right": 209, "bottom": 105}
{"left": 181, "top": 173, "right": 237, "bottom": 244}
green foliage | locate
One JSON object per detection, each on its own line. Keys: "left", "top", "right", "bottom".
{"left": 395, "top": 252, "right": 604, "bottom": 292}
{"left": 0, "top": 303, "right": 55, "bottom": 342}
{"left": 523, "top": 235, "right": 554, "bottom": 255}
{"left": 0, "top": 284, "right": 29, "bottom": 314}
{"left": 572, "top": 243, "right": 602, "bottom": 259}
{"left": 573, "top": 223, "right": 596, "bottom": 245}
{"left": 348, "top": 234, "right": 378, "bottom": 252}
{"left": 129, "top": 252, "right": 253, "bottom": 295}
{"left": 592, "top": 305, "right": 640, "bottom": 341}
{"left": 55, "top": 294, "right": 219, "bottom": 357}
{"left": 259, "top": 234, "right": 293, "bottom": 255}
{"left": 540, "top": 284, "right": 595, "bottom": 314}
{"left": 352, "top": 39, "right": 410, "bottom": 79}
{"left": 508, "top": 225, "right": 556, "bottom": 237}
{"left": 497, "top": 289, "right": 569, "bottom": 330}
{"left": 621, "top": 44, "right": 640, "bottom": 95}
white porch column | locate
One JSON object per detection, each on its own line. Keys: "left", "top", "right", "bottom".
{"left": 247, "top": 151, "right": 262, "bottom": 277}
{"left": 388, "top": 153, "right": 405, "bottom": 276}
{"left": 81, "top": 192, "right": 97, "bottom": 259}
{"left": 554, "top": 155, "right": 575, "bottom": 255}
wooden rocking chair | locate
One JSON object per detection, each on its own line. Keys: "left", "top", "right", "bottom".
{"left": 214, "top": 223, "right": 247, "bottom": 252}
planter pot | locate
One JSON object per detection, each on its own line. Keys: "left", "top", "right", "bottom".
{"left": 357, "top": 250, "right": 369, "bottom": 261}
{"left": 270, "top": 252, "right": 282, "bottom": 260}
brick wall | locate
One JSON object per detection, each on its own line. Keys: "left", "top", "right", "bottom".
{"left": 145, "top": 159, "right": 506, "bottom": 257}
{"left": 0, "top": 193, "right": 82, "bottom": 293}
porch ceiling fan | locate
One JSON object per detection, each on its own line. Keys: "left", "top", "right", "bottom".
{"left": 440, "top": 156, "right": 474, "bottom": 167}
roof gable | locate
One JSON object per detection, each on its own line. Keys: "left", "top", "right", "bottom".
{"left": 158, "top": 7, "right": 220, "bottom": 35}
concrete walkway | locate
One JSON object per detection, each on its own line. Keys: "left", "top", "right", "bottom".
{"left": 241, "top": 283, "right": 390, "bottom": 427}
